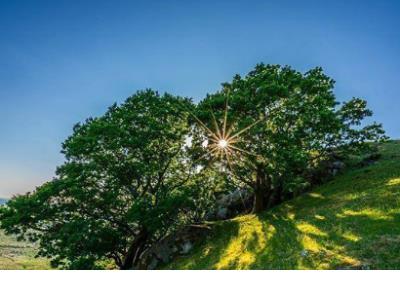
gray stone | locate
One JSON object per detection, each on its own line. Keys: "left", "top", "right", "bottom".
{"left": 332, "top": 161, "right": 345, "bottom": 169}
{"left": 300, "top": 249, "right": 309, "bottom": 257}
{"left": 217, "top": 189, "right": 250, "bottom": 208}
{"left": 148, "top": 258, "right": 159, "bottom": 270}
{"left": 230, "top": 189, "right": 243, "bottom": 202}
{"left": 155, "top": 244, "right": 172, "bottom": 263}
{"left": 138, "top": 225, "right": 211, "bottom": 269}
{"left": 181, "top": 241, "right": 193, "bottom": 254}
{"left": 216, "top": 207, "right": 228, "bottom": 219}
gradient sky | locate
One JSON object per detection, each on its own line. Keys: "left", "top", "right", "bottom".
{"left": 0, "top": 0, "right": 399, "bottom": 198}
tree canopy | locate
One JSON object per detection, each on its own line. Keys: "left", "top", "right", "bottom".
{"left": 0, "top": 90, "right": 222, "bottom": 269}
{"left": 194, "top": 64, "right": 386, "bottom": 212}
{"left": 0, "top": 64, "right": 387, "bottom": 269}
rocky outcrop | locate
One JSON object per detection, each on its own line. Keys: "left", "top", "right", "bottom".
{"left": 137, "top": 189, "right": 253, "bottom": 269}
{"left": 207, "top": 188, "right": 253, "bottom": 220}
{"left": 330, "top": 160, "right": 345, "bottom": 176}
{"left": 138, "top": 224, "right": 211, "bottom": 269}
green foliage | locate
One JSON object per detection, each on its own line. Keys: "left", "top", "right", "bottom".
{"left": 0, "top": 90, "right": 220, "bottom": 269}
{"left": 167, "top": 141, "right": 400, "bottom": 269}
{"left": 195, "top": 64, "right": 387, "bottom": 211}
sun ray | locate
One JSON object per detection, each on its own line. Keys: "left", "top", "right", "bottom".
{"left": 189, "top": 146, "right": 220, "bottom": 168}
{"left": 224, "top": 147, "right": 234, "bottom": 170}
{"left": 207, "top": 145, "right": 221, "bottom": 154}
{"left": 176, "top": 101, "right": 222, "bottom": 142}
{"left": 179, "top": 96, "right": 266, "bottom": 172}
{"left": 189, "top": 112, "right": 220, "bottom": 141}
{"left": 208, "top": 136, "right": 220, "bottom": 143}
{"left": 223, "top": 149, "right": 231, "bottom": 172}
{"left": 222, "top": 97, "right": 229, "bottom": 138}
{"left": 226, "top": 137, "right": 239, "bottom": 144}
{"left": 228, "top": 145, "right": 258, "bottom": 157}
{"left": 227, "top": 117, "right": 264, "bottom": 142}
{"left": 224, "top": 123, "right": 236, "bottom": 140}
{"left": 206, "top": 145, "right": 221, "bottom": 154}
{"left": 210, "top": 110, "right": 222, "bottom": 139}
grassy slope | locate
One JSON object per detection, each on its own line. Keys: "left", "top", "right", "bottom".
{"left": 168, "top": 141, "right": 400, "bottom": 269}
{"left": 0, "top": 231, "right": 50, "bottom": 270}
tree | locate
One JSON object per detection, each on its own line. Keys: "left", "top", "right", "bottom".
{"left": 0, "top": 64, "right": 388, "bottom": 269}
{"left": 194, "top": 64, "right": 386, "bottom": 213}
{"left": 0, "top": 89, "right": 219, "bottom": 269}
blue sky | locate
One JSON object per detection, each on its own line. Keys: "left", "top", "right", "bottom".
{"left": 0, "top": 0, "right": 399, "bottom": 198}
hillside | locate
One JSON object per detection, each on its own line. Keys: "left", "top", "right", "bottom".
{"left": 1, "top": 198, "right": 51, "bottom": 269}
{"left": 0, "top": 231, "right": 50, "bottom": 269}
{"left": 167, "top": 141, "right": 400, "bottom": 269}
{"left": 1, "top": 141, "right": 399, "bottom": 270}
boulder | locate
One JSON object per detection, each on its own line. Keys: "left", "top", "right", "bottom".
{"left": 216, "top": 207, "right": 228, "bottom": 220}
{"left": 217, "top": 189, "right": 250, "bottom": 208}
{"left": 180, "top": 241, "right": 193, "bottom": 254}
{"left": 138, "top": 224, "right": 211, "bottom": 269}
{"left": 332, "top": 161, "right": 345, "bottom": 169}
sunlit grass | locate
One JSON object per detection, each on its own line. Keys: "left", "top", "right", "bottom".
{"left": 387, "top": 178, "right": 400, "bottom": 186}
{"left": 0, "top": 231, "right": 50, "bottom": 270}
{"left": 214, "top": 216, "right": 269, "bottom": 269}
{"left": 167, "top": 140, "right": 400, "bottom": 269}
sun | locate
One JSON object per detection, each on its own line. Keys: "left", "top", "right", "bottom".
{"left": 218, "top": 139, "right": 228, "bottom": 149}
{"left": 181, "top": 96, "right": 264, "bottom": 170}
{"left": 189, "top": 97, "right": 264, "bottom": 168}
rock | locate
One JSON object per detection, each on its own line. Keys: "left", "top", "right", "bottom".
{"left": 217, "top": 189, "right": 251, "bottom": 208}
{"left": 216, "top": 207, "right": 228, "bottom": 219}
{"left": 217, "top": 194, "right": 231, "bottom": 207}
{"left": 300, "top": 249, "right": 309, "bottom": 257}
{"left": 230, "top": 189, "right": 244, "bottom": 202}
{"left": 328, "top": 160, "right": 345, "bottom": 176}
{"left": 180, "top": 241, "right": 193, "bottom": 254}
{"left": 361, "top": 264, "right": 370, "bottom": 270}
{"left": 154, "top": 244, "right": 172, "bottom": 263}
{"left": 204, "top": 210, "right": 217, "bottom": 221}
{"left": 362, "top": 159, "right": 376, "bottom": 167}
{"left": 148, "top": 258, "right": 159, "bottom": 270}
{"left": 332, "top": 161, "right": 345, "bottom": 169}
{"left": 212, "top": 189, "right": 253, "bottom": 220}
{"left": 138, "top": 224, "right": 211, "bottom": 269}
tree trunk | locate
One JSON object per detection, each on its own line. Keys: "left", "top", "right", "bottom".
{"left": 252, "top": 188, "right": 264, "bottom": 213}
{"left": 252, "top": 165, "right": 266, "bottom": 213}
{"left": 121, "top": 229, "right": 148, "bottom": 270}
{"left": 267, "top": 180, "right": 283, "bottom": 209}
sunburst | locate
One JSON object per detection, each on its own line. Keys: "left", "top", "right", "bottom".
{"left": 187, "top": 97, "right": 264, "bottom": 170}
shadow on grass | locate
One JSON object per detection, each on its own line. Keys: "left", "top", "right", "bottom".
{"left": 168, "top": 141, "right": 400, "bottom": 269}
{"left": 167, "top": 220, "right": 241, "bottom": 269}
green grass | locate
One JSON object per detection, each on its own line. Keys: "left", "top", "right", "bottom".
{"left": 0, "top": 231, "right": 50, "bottom": 270}
{"left": 167, "top": 141, "right": 400, "bottom": 269}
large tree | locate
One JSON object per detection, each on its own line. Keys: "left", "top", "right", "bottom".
{"left": 194, "top": 64, "right": 386, "bottom": 212}
{"left": 0, "top": 90, "right": 220, "bottom": 269}
{"left": 0, "top": 65, "right": 388, "bottom": 269}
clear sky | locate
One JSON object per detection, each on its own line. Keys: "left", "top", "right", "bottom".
{"left": 0, "top": 0, "right": 399, "bottom": 198}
